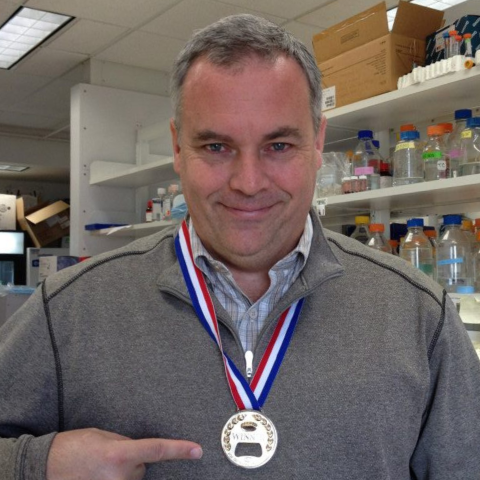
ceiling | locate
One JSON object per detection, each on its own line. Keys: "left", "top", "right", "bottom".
{"left": 0, "top": 0, "right": 465, "bottom": 183}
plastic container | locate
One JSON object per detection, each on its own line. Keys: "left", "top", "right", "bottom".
{"left": 152, "top": 187, "right": 166, "bottom": 221}
{"left": 423, "top": 125, "right": 448, "bottom": 181}
{"left": 366, "top": 223, "right": 392, "bottom": 253}
{"left": 393, "top": 130, "right": 424, "bottom": 186}
{"left": 424, "top": 228, "right": 438, "bottom": 281}
{"left": 399, "top": 218, "right": 434, "bottom": 278}
{"left": 352, "top": 130, "right": 381, "bottom": 190}
{"left": 436, "top": 215, "right": 474, "bottom": 293}
{"left": 447, "top": 109, "right": 472, "bottom": 178}
{"left": 372, "top": 140, "right": 392, "bottom": 189}
{"left": 351, "top": 216, "right": 370, "bottom": 244}
{"left": 459, "top": 117, "right": 480, "bottom": 176}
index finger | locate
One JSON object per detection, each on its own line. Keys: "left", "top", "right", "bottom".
{"left": 118, "top": 438, "right": 203, "bottom": 464}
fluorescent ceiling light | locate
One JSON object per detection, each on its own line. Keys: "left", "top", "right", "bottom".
{"left": 0, "top": 7, "right": 73, "bottom": 69}
{"left": 0, "top": 165, "right": 30, "bottom": 172}
{"left": 388, "top": 0, "right": 469, "bottom": 30}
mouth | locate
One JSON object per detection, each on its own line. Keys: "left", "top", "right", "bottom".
{"left": 221, "top": 203, "right": 276, "bottom": 218}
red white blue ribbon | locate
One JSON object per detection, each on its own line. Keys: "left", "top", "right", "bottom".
{"left": 175, "top": 220, "right": 304, "bottom": 411}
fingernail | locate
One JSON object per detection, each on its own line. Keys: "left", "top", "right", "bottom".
{"left": 190, "top": 447, "right": 203, "bottom": 459}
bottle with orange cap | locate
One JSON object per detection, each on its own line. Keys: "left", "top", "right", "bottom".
{"left": 463, "top": 33, "right": 475, "bottom": 69}
{"left": 423, "top": 125, "right": 448, "bottom": 181}
{"left": 366, "top": 223, "right": 392, "bottom": 253}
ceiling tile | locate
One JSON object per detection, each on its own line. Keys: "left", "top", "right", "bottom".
{"left": 95, "top": 31, "right": 185, "bottom": 72}
{"left": 283, "top": 21, "right": 324, "bottom": 55}
{"left": 24, "top": 0, "right": 182, "bottom": 28}
{"left": 46, "top": 19, "right": 129, "bottom": 55}
{"left": 0, "top": 70, "right": 51, "bottom": 108}
{"left": 13, "top": 47, "right": 88, "bottom": 78}
{"left": 140, "top": 0, "right": 285, "bottom": 40}
{"left": 0, "top": 1, "right": 21, "bottom": 24}
{"left": 215, "top": 0, "right": 332, "bottom": 21}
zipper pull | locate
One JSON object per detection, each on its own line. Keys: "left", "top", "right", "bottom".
{"left": 245, "top": 350, "right": 253, "bottom": 378}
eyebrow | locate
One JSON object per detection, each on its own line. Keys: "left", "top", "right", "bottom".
{"left": 193, "top": 126, "right": 303, "bottom": 143}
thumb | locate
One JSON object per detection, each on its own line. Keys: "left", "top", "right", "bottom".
{"left": 118, "top": 438, "right": 203, "bottom": 464}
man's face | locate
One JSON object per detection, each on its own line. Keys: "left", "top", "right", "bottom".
{"left": 171, "top": 54, "right": 325, "bottom": 272}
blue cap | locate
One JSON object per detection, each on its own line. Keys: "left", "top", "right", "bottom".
{"left": 443, "top": 214, "right": 462, "bottom": 225}
{"left": 407, "top": 218, "right": 424, "bottom": 228}
{"left": 400, "top": 130, "right": 420, "bottom": 141}
{"left": 457, "top": 286, "right": 475, "bottom": 294}
{"left": 443, "top": 31, "right": 450, "bottom": 38}
{"left": 454, "top": 109, "right": 472, "bottom": 120}
{"left": 466, "top": 117, "right": 480, "bottom": 128}
{"left": 358, "top": 130, "right": 373, "bottom": 139}
{"left": 372, "top": 140, "right": 380, "bottom": 149}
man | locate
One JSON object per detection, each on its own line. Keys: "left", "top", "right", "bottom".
{"left": 1, "top": 14, "right": 480, "bottom": 480}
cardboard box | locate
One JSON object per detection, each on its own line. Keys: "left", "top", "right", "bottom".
{"left": 0, "top": 194, "right": 16, "bottom": 230}
{"left": 16, "top": 198, "right": 70, "bottom": 248}
{"left": 426, "top": 15, "right": 480, "bottom": 65}
{"left": 312, "top": 2, "right": 444, "bottom": 110}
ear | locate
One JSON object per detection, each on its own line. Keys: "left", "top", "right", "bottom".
{"left": 170, "top": 118, "right": 182, "bottom": 175}
{"left": 314, "top": 115, "right": 327, "bottom": 170}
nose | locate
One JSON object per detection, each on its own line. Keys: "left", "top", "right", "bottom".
{"left": 229, "top": 150, "right": 270, "bottom": 196}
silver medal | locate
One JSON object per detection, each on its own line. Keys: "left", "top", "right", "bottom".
{"left": 221, "top": 410, "right": 278, "bottom": 469}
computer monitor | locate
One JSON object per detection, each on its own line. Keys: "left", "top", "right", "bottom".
{"left": 0, "top": 231, "right": 26, "bottom": 285}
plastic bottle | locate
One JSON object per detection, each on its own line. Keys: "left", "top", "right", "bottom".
{"left": 448, "top": 109, "right": 472, "bottom": 178}
{"left": 424, "top": 228, "right": 438, "bottom": 281}
{"left": 366, "top": 223, "right": 392, "bottom": 253}
{"left": 152, "top": 187, "right": 166, "bottom": 222}
{"left": 392, "top": 130, "right": 424, "bottom": 186}
{"left": 145, "top": 200, "right": 153, "bottom": 222}
{"left": 443, "top": 31, "right": 450, "bottom": 59}
{"left": 423, "top": 125, "right": 448, "bottom": 181}
{"left": 436, "top": 215, "right": 474, "bottom": 293}
{"left": 351, "top": 215, "right": 370, "bottom": 244}
{"left": 373, "top": 139, "right": 392, "bottom": 189}
{"left": 389, "top": 239, "right": 399, "bottom": 256}
{"left": 459, "top": 117, "right": 480, "bottom": 176}
{"left": 163, "top": 183, "right": 179, "bottom": 220}
{"left": 352, "top": 130, "right": 380, "bottom": 190}
{"left": 461, "top": 219, "right": 476, "bottom": 253}
{"left": 438, "top": 122, "right": 453, "bottom": 144}
{"left": 449, "top": 30, "right": 459, "bottom": 57}
{"left": 399, "top": 218, "right": 434, "bottom": 278}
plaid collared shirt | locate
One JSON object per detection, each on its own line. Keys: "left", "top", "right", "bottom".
{"left": 189, "top": 215, "right": 313, "bottom": 353}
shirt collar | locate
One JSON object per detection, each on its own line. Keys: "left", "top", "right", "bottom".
{"left": 189, "top": 214, "right": 313, "bottom": 278}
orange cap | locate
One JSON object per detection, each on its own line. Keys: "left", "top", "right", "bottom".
{"left": 427, "top": 125, "right": 444, "bottom": 136}
{"left": 389, "top": 239, "right": 399, "bottom": 247}
{"left": 456, "top": 35, "right": 463, "bottom": 42}
{"left": 464, "top": 33, "right": 472, "bottom": 39}
{"left": 400, "top": 124, "right": 416, "bottom": 132}
{"left": 369, "top": 223, "right": 385, "bottom": 233}
{"left": 449, "top": 30, "right": 458, "bottom": 36}
{"left": 437, "top": 122, "right": 453, "bottom": 134}
{"left": 462, "top": 219, "right": 473, "bottom": 232}
{"left": 424, "top": 229, "right": 437, "bottom": 239}
{"left": 475, "top": 218, "right": 480, "bottom": 229}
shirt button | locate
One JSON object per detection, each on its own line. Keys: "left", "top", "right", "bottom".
{"left": 249, "top": 309, "right": 257, "bottom": 320}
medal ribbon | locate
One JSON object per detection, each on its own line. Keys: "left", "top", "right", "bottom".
{"left": 175, "top": 220, "right": 304, "bottom": 411}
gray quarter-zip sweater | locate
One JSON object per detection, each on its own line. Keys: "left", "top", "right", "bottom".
{"left": 1, "top": 212, "right": 480, "bottom": 479}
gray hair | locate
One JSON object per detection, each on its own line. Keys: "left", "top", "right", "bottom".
{"left": 170, "top": 14, "right": 322, "bottom": 133}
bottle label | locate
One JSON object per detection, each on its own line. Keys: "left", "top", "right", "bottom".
{"left": 354, "top": 166, "right": 374, "bottom": 175}
{"left": 437, "top": 257, "right": 464, "bottom": 266}
{"left": 461, "top": 130, "right": 473, "bottom": 139}
{"left": 436, "top": 160, "right": 447, "bottom": 171}
{"left": 395, "top": 141, "right": 416, "bottom": 151}
{"left": 422, "top": 152, "right": 443, "bottom": 159}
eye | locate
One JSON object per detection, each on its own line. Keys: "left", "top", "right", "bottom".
{"left": 271, "top": 142, "right": 289, "bottom": 152}
{"left": 206, "top": 143, "right": 225, "bottom": 153}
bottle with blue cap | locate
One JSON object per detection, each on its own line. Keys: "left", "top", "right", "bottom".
{"left": 352, "top": 130, "right": 381, "bottom": 190}
{"left": 392, "top": 130, "right": 424, "bottom": 186}
{"left": 459, "top": 117, "right": 480, "bottom": 176}
{"left": 447, "top": 109, "right": 472, "bottom": 178}
{"left": 436, "top": 215, "right": 474, "bottom": 293}
{"left": 399, "top": 218, "right": 434, "bottom": 278}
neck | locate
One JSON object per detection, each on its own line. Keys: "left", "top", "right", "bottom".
{"left": 228, "top": 266, "right": 270, "bottom": 303}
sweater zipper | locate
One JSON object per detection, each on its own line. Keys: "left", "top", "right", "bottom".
{"left": 245, "top": 350, "right": 253, "bottom": 378}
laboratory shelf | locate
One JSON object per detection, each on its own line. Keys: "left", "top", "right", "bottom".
{"left": 325, "top": 67, "right": 480, "bottom": 133}
{"left": 319, "top": 173, "right": 480, "bottom": 220}
{"left": 88, "top": 220, "right": 179, "bottom": 237}
{"left": 89, "top": 157, "right": 176, "bottom": 188}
